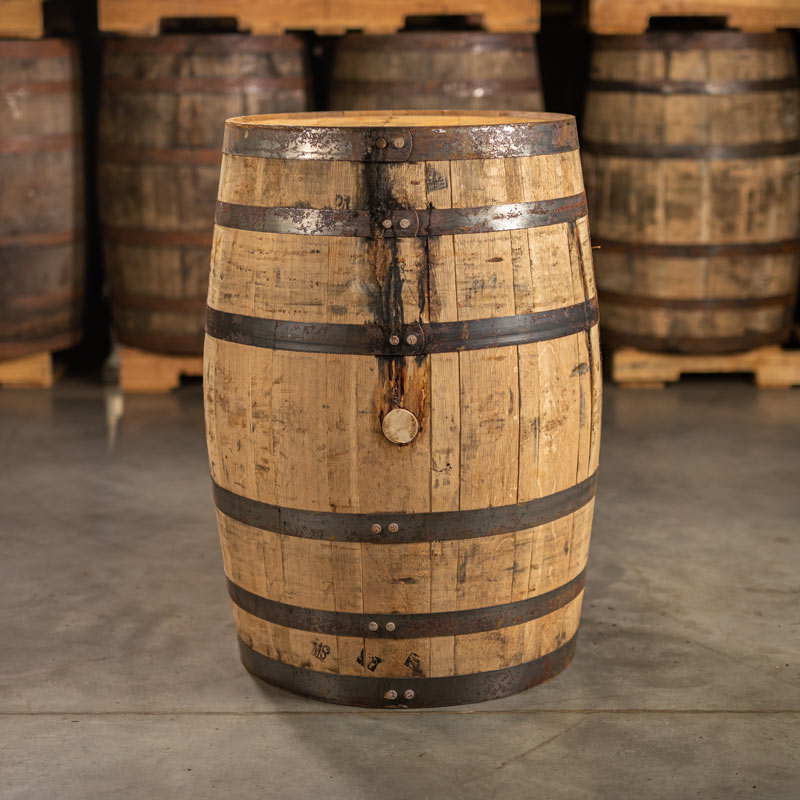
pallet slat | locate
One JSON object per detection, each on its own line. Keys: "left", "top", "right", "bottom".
{"left": 0, "top": 1, "right": 44, "bottom": 38}
{"left": 118, "top": 347, "right": 203, "bottom": 393}
{"left": 589, "top": 0, "right": 800, "bottom": 34}
{"left": 97, "top": 0, "right": 540, "bottom": 35}
{"left": 610, "top": 346, "right": 800, "bottom": 389}
{"left": 0, "top": 352, "right": 57, "bottom": 389}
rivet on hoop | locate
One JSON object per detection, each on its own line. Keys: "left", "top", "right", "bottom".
{"left": 404, "top": 689, "right": 415, "bottom": 700}
{"left": 388, "top": 334, "right": 400, "bottom": 346}
{"left": 385, "top": 689, "right": 398, "bottom": 700}
{"left": 376, "top": 137, "right": 388, "bottom": 148}
{"left": 368, "top": 621, "right": 379, "bottom": 632}
{"left": 392, "top": 137, "right": 405, "bottom": 149}
{"left": 399, "top": 218, "right": 411, "bottom": 229}
{"left": 385, "top": 622, "right": 396, "bottom": 632}
{"left": 382, "top": 219, "right": 393, "bottom": 229}
{"left": 405, "top": 334, "right": 418, "bottom": 346}
{"left": 388, "top": 522, "right": 399, "bottom": 533}
{"left": 371, "top": 523, "right": 382, "bottom": 534}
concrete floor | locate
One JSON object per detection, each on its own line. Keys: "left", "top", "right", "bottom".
{"left": 0, "top": 377, "right": 798, "bottom": 799}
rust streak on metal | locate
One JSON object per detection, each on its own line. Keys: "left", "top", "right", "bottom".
{"left": 592, "top": 32, "right": 794, "bottom": 51}
{"left": 0, "top": 80, "right": 79, "bottom": 95}
{"left": 227, "top": 569, "right": 585, "bottom": 638}
{"left": 599, "top": 290, "right": 797, "bottom": 310}
{"left": 214, "top": 194, "right": 588, "bottom": 238}
{"left": 0, "top": 133, "right": 82, "bottom": 155}
{"left": 222, "top": 113, "right": 579, "bottom": 162}
{"left": 103, "top": 76, "right": 308, "bottom": 93}
{"left": 211, "top": 471, "right": 598, "bottom": 543}
{"left": 204, "top": 298, "right": 598, "bottom": 356}
{"left": 0, "top": 229, "right": 81, "bottom": 248}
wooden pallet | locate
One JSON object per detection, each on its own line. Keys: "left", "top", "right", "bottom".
{"left": 0, "top": 0, "right": 44, "bottom": 38}
{"left": 588, "top": 0, "right": 800, "bottom": 34}
{"left": 0, "top": 351, "right": 59, "bottom": 389}
{"left": 610, "top": 346, "right": 800, "bottom": 389}
{"left": 118, "top": 346, "right": 203, "bottom": 393}
{"left": 97, "top": 0, "right": 540, "bottom": 35}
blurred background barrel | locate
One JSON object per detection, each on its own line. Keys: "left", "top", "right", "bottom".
{"left": 98, "top": 33, "right": 310, "bottom": 355}
{"left": 329, "top": 32, "right": 544, "bottom": 111}
{"left": 582, "top": 31, "right": 800, "bottom": 353}
{"left": 0, "top": 39, "right": 84, "bottom": 360}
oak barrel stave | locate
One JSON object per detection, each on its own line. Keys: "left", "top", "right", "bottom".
{"left": 330, "top": 33, "right": 544, "bottom": 112}
{"left": 99, "top": 34, "right": 310, "bottom": 355}
{"left": 0, "top": 39, "right": 84, "bottom": 360}
{"left": 204, "top": 111, "right": 601, "bottom": 707}
{"left": 582, "top": 31, "right": 800, "bottom": 353}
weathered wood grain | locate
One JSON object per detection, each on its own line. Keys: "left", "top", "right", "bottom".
{"left": 97, "top": 0, "right": 541, "bottom": 36}
{"left": 330, "top": 32, "right": 544, "bottom": 112}
{"left": 99, "top": 34, "right": 309, "bottom": 355}
{"left": 583, "top": 32, "right": 800, "bottom": 354}
{"left": 588, "top": 0, "right": 800, "bottom": 35}
{"left": 204, "top": 111, "right": 601, "bottom": 707}
{"left": 0, "top": 39, "right": 83, "bottom": 360}
{"left": 610, "top": 345, "right": 800, "bottom": 388}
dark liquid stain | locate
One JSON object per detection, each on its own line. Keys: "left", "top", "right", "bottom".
{"left": 363, "top": 162, "right": 430, "bottom": 430}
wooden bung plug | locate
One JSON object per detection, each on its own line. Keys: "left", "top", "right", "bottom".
{"left": 381, "top": 408, "right": 419, "bottom": 444}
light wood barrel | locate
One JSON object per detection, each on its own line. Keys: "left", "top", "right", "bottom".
{"left": 205, "top": 111, "right": 601, "bottom": 707}
{"left": 329, "top": 33, "right": 544, "bottom": 111}
{"left": 582, "top": 32, "right": 800, "bottom": 353}
{"left": 0, "top": 39, "right": 84, "bottom": 360}
{"left": 99, "top": 34, "right": 310, "bottom": 355}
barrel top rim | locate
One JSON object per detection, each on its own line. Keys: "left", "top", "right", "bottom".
{"left": 223, "top": 112, "right": 578, "bottom": 160}
{"left": 593, "top": 30, "right": 794, "bottom": 49}
{"left": 227, "top": 110, "right": 575, "bottom": 130}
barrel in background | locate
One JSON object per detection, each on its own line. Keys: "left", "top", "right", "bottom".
{"left": 582, "top": 31, "right": 800, "bottom": 353}
{"left": 205, "top": 111, "right": 601, "bottom": 707}
{"left": 98, "top": 33, "right": 310, "bottom": 355}
{"left": 0, "top": 39, "right": 84, "bottom": 360}
{"left": 329, "top": 33, "right": 544, "bottom": 111}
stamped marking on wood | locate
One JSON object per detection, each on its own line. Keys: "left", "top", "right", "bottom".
{"left": 311, "top": 640, "right": 331, "bottom": 661}
{"left": 404, "top": 652, "right": 424, "bottom": 676}
{"left": 357, "top": 649, "right": 383, "bottom": 672}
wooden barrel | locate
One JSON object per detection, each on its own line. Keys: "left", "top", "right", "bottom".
{"left": 205, "top": 111, "right": 601, "bottom": 707}
{"left": 0, "top": 39, "right": 84, "bottom": 360}
{"left": 99, "top": 34, "right": 310, "bottom": 355}
{"left": 582, "top": 32, "right": 800, "bottom": 353}
{"left": 329, "top": 33, "right": 544, "bottom": 111}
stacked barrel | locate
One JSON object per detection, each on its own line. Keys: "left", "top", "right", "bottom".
{"left": 99, "top": 34, "right": 310, "bottom": 357}
{"left": 0, "top": 39, "right": 84, "bottom": 363}
{"left": 329, "top": 32, "right": 544, "bottom": 111}
{"left": 583, "top": 32, "right": 800, "bottom": 354}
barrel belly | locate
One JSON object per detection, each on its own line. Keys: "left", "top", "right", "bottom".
{"left": 204, "top": 111, "right": 601, "bottom": 707}
{"left": 330, "top": 33, "right": 544, "bottom": 111}
{"left": 99, "top": 34, "right": 310, "bottom": 355}
{"left": 0, "top": 40, "right": 84, "bottom": 360}
{"left": 583, "top": 32, "right": 800, "bottom": 353}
